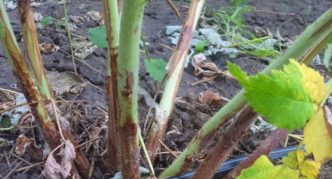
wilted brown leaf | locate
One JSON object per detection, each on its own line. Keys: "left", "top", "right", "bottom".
{"left": 42, "top": 154, "right": 62, "bottom": 179}
{"left": 198, "top": 90, "right": 228, "bottom": 106}
{"left": 15, "top": 134, "right": 31, "bottom": 156}
{"left": 72, "top": 38, "right": 97, "bottom": 59}
{"left": 70, "top": 15, "right": 85, "bottom": 24}
{"left": 47, "top": 71, "right": 85, "bottom": 95}
{"left": 191, "top": 53, "right": 224, "bottom": 77}
{"left": 86, "top": 11, "right": 104, "bottom": 24}
{"left": 58, "top": 140, "right": 76, "bottom": 178}
{"left": 42, "top": 140, "right": 76, "bottom": 178}
{"left": 39, "top": 43, "right": 59, "bottom": 54}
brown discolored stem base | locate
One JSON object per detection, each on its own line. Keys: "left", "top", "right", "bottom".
{"left": 145, "top": 120, "right": 167, "bottom": 162}
{"left": 119, "top": 121, "right": 140, "bottom": 179}
{"left": 226, "top": 129, "right": 288, "bottom": 179}
{"left": 193, "top": 107, "right": 257, "bottom": 179}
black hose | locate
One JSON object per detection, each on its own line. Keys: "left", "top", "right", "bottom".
{"left": 172, "top": 145, "right": 299, "bottom": 179}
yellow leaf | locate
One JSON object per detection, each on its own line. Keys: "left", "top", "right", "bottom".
{"left": 299, "top": 160, "right": 320, "bottom": 179}
{"left": 237, "top": 155, "right": 299, "bottom": 179}
{"left": 293, "top": 60, "right": 326, "bottom": 103}
{"left": 282, "top": 151, "right": 298, "bottom": 169}
{"left": 303, "top": 107, "right": 332, "bottom": 162}
{"left": 296, "top": 150, "right": 305, "bottom": 164}
{"left": 281, "top": 149, "right": 322, "bottom": 178}
{"left": 249, "top": 155, "right": 274, "bottom": 168}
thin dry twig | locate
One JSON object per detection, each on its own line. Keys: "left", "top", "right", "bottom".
{"left": 0, "top": 88, "right": 22, "bottom": 95}
{"left": 15, "top": 161, "right": 44, "bottom": 173}
{"left": 11, "top": 153, "right": 33, "bottom": 166}
{"left": 88, "top": 156, "right": 96, "bottom": 178}
{"left": 58, "top": 48, "right": 102, "bottom": 75}
{"left": 139, "top": 133, "right": 156, "bottom": 177}
{"left": 165, "top": 0, "right": 181, "bottom": 18}
{"left": 283, "top": 134, "right": 303, "bottom": 147}
{"left": 75, "top": 137, "right": 103, "bottom": 149}
{"left": 191, "top": 75, "right": 217, "bottom": 86}
{"left": 157, "top": 138, "right": 178, "bottom": 158}
{"left": 3, "top": 151, "right": 11, "bottom": 168}
{"left": 156, "top": 151, "right": 181, "bottom": 155}
{"left": 0, "top": 102, "right": 29, "bottom": 114}
{"left": 158, "top": 43, "right": 175, "bottom": 51}
{"left": 4, "top": 161, "right": 23, "bottom": 179}
{"left": 51, "top": 99, "right": 65, "bottom": 140}
{"left": 253, "top": 9, "right": 296, "bottom": 16}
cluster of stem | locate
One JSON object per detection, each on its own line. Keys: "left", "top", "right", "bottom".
{"left": 103, "top": 0, "right": 146, "bottom": 178}
{"left": 0, "top": 0, "right": 90, "bottom": 178}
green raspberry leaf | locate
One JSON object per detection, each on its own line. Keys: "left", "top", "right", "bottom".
{"left": 228, "top": 60, "right": 323, "bottom": 131}
{"left": 227, "top": 61, "right": 248, "bottom": 84}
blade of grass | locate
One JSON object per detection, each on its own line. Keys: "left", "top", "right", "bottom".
{"left": 63, "top": 0, "right": 77, "bottom": 74}
{"left": 139, "top": 131, "right": 155, "bottom": 177}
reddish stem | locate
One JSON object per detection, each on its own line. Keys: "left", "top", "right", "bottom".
{"left": 226, "top": 129, "right": 288, "bottom": 179}
{"left": 193, "top": 107, "right": 257, "bottom": 179}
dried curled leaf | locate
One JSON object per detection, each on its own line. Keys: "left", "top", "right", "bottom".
{"left": 42, "top": 140, "right": 76, "bottom": 179}
{"left": 47, "top": 71, "right": 84, "bottom": 95}
{"left": 198, "top": 90, "right": 226, "bottom": 106}
{"left": 58, "top": 140, "right": 76, "bottom": 178}
{"left": 191, "top": 53, "right": 222, "bottom": 77}
{"left": 42, "top": 154, "right": 61, "bottom": 179}
{"left": 15, "top": 134, "right": 31, "bottom": 156}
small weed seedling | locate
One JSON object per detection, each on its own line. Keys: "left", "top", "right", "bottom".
{"left": 143, "top": 58, "right": 167, "bottom": 83}
{"left": 212, "top": 0, "right": 279, "bottom": 58}
{"left": 88, "top": 25, "right": 108, "bottom": 48}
